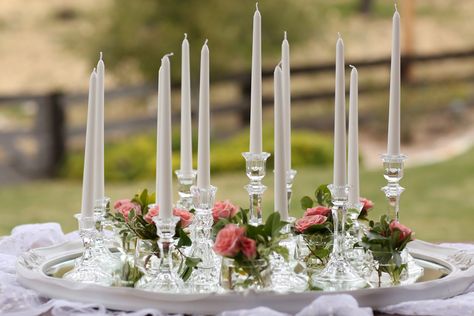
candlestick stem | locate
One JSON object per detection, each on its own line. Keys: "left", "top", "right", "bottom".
{"left": 242, "top": 152, "right": 270, "bottom": 225}
{"left": 175, "top": 170, "right": 197, "bottom": 210}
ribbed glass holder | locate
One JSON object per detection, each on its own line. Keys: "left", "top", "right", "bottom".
{"left": 187, "top": 185, "right": 220, "bottom": 292}
{"left": 175, "top": 170, "right": 197, "bottom": 211}
{"left": 381, "top": 154, "right": 407, "bottom": 222}
{"left": 311, "top": 184, "right": 367, "bottom": 291}
{"left": 242, "top": 152, "right": 271, "bottom": 226}
{"left": 63, "top": 214, "right": 114, "bottom": 285}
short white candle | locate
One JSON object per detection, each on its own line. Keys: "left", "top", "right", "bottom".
{"left": 249, "top": 3, "right": 262, "bottom": 154}
{"left": 348, "top": 66, "right": 360, "bottom": 205}
{"left": 333, "top": 34, "right": 346, "bottom": 187}
{"left": 94, "top": 52, "right": 105, "bottom": 202}
{"left": 197, "top": 40, "right": 210, "bottom": 189}
{"left": 81, "top": 70, "right": 97, "bottom": 218}
{"left": 274, "top": 64, "right": 288, "bottom": 220}
{"left": 282, "top": 31, "right": 292, "bottom": 172}
{"left": 158, "top": 54, "right": 174, "bottom": 219}
{"left": 387, "top": 6, "right": 401, "bottom": 155}
{"left": 180, "top": 34, "right": 193, "bottom": 175}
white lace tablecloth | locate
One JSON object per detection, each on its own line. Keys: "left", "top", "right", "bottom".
{"left": 1, "top": 223, "right": 473, "bottom": 316}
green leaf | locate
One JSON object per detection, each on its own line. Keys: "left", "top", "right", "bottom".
{"left": 315, "top": 184, "right": 332, "bottom": 207}
{"left": 177, "top": 228, "right": 192, "bottom": 248}
{"left": 300, "top": 196, "right": 314, "bottom": 210}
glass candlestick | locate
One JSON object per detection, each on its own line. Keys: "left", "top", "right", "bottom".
{"left": 175, "top": 170, "right": 197, "bottom": 210}
{"left": 242, "top": 152, "right": 271, "bottom": 226}
{"left": 64, "top": 214, "right": 114, "bottom": 285}
{"left": 136, "top": 216, "right": 184, "bottom": 292}
{"left": 187, "top": 185, "right": 219, "bottom": 292}
{"left": 286, "top": 169, "right": 297, "bottom": 207}
{"left": 311, "top": 184, "right": 367, "bottom": 291}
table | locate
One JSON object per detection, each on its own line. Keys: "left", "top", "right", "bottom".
{"left": 1, "top": 223, "right": 473, "bottom": 316}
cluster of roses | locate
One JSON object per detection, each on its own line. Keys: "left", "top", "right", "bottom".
{"left": 386, "top": 220, "right": 413, "bottom": 244}
{"left": 213, "top": 224, "right": 257, "bottom": 259}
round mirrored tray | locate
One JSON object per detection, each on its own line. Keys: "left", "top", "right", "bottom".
{"left": 16, "top": 240, "right": 474, "bottom": 314}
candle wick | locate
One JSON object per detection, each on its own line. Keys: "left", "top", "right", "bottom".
{"left": 394, "top": 2, "right": 398, "bottom": 12}
{"left": 184, "top": 33, "right": 187, "bottom": 39}
{"left": 99, "top": 52, "right": 103, "bottom": 60}
{"left": 256, "top": 2, "right": 259, "bottom": 11}
{"left": 337, "top": 32, "right": 342, "bottom": 39}
{"left": 164, "top": 52, "right": 174, "bottom": 59}
{"left": 93, "top": 67, "right": 96, "bottom": 73}
{"left": 277, "top": 60, "right": 282, "bottom": 68}
{"left": 204, "top": 38, "right": 208, "bottom": 46}
{"left": 284, "top": 31, "right": 287, "bottom": 40}
{"left": 349, "top": 64, "right": 355, "bottom": 69}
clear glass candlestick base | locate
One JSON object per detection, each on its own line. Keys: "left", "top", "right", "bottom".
{"left": 242, "top": 152, "right": 270, "bottom": 225}
{"left": 187, "top": 185, "right": 220, "bottom": 292}
{"left": 136, "top": 216, "right": 184, "bottom": 293}
{"left": 311, "top": 185, "right": 368, "bottom": 291}
{"left": 175, "top": 170, "right": 197, "bottom": 211}
{"left": 63, "top": 214, "right": 114, "bottom": 286}
{"left": 271, "top": 217, "right": 308, "bottom": 292}
{"left": 286, "top": 169, "right": 297, "bottom": 207}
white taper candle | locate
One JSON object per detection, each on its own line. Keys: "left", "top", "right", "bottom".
{"left": 282, "top": 31, "right": 292, "bottom": 172}
{"left": 249, "top": 3, "right": 262, "bottom": 154}
{"left": 94, "top": 52, "right": 105, "bottom": 202}
{"left": 348, "top": 66, "right": 360, "bottom": 205}
{"left": 180, "top": 33, "right": 193, "bottom": 174}
{"left": 197, "top": 40, "right": 210, "bottom": 189}
{"left": 333, "top": 34, "right": 346, "bottom": 187}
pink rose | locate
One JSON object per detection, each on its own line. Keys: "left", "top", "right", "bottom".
{"left": 240, "top": 236, "right": 257, "bottom": 259}
{"left": 213, "top": 224, "right": 245, "bottom": 257}
{"left": 389, "top": 221, "right": 412, "bottom": 241}
{"left": 304, "top": 206, "right": 331, "bottom": 217}
{"left": 295, "top": 215, "right": 327, "bottom": 233}
{"left": 144, "top": 205, "right": 159, "bottom": 224}
{"left": 360, "top": 198, "right": 374, "bottom": 212}
{"left": 114, "top": 199, "right": 141, "bottom": 222}
{"left": 173, "top": 208, "right": 193, "bottom": 228}
{"left": 212, "top": 200, "right": 239, "bottom": 222}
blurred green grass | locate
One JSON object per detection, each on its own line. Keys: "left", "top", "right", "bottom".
{"left": 1, "top": 148, "right": 473, "bottom": 242}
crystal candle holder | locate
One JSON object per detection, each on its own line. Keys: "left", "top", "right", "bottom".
{"left": 136, "top": 216, "right": 184, "bottom": 293}
{"left": 63, "top": 214, "right": 114, "bottom": 285}
{"left": 187, "top": 185, "right": 220, "bottom": 292}
{"left": 381, "top": 154, "right": 407, "bottom": 222}
{"left": 286, "top": 169, "right": 297, "bottom": 207}
{"left": 242, "top": 152, "right": 271, "bottom": 225}
{"left": 175, "top": 170, "right": 197, "bottom": 211}
{"left": 311, "top": 184, "right": 367, "bottom": 291}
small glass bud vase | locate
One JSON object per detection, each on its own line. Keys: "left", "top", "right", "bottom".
{"left": 220, "top": 258, "right": 272, "bottom": 291}
{"left": 369, "top": 250, "right": 409, "bottom": 287}
{"left": 242, "top": 152, "right": 271, "bottom": 225}
{"left": 175, "top": 170, "right": 197, "bottom": 211}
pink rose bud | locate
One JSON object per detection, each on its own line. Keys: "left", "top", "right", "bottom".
{"left": 212, "top": 200, "right": 239, "bottom": 222}
{"left": 213, "top": 224, "right": 245, "bottom": 257}
{"left": 173, "top": 208, "right": 194, "bottom": 228}
{"left": 239, "top": 236, "right": 257, "bottom": 259}
{"left": 304, "top": 206, "right": 331, "bottom": 217}
{"left": 389, "top": 221, "right": 413, "bottom": 241}
{"left": 360, "top": 197, "right": 374, "bottom": 211}
{"left": 144, "top": 205, "right": 159, "bottom": 224}
{"left": 114, "top": 199, "right": 141, "bottom": 222}
{"left": 295, "top": 215, "right": 327, "bottom": 233}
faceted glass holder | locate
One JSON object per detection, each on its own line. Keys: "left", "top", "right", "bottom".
{"left": 311, "top": 185, "right": 368, "bottom": 291}
{"left": 136, "top": 216, "right": 184, "bottom": 293}
{"left": 187, "top": 185, "right": 220, "bottom": 292}
{"left": 63, "top": 214, "right": 114, "bottom": 286}
{"left": 242, "top": 152, "right": 271, "bottom": 226}
{"left": 286, "top": 169, "right": 297, "bottom": 207}
{"left": 381, "top": 154, "right": 407, "bottom": 222}
{"left": 175, "top": 170, "right": 197, "bottom": 211}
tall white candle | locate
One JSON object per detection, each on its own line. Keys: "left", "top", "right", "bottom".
{"left": 348, "top": 66, "right": 360, "bottom": 205}
{"left": 333, "top": 34, "right": 346, "bottom": 187}
{"left": 274, "top": 64, "right": 288, "bottom": 220}
{"left": 282, "top": 31, "right": 292, "bottom": 171}
{"left": 387, "top": 6, "right": 401, "bottom": 155}
{"left": 180, "top": 34, "right": 193, "bottom": 174}
{"left": 81, "top": 70, "right": 97, "bottom": 217}
{"left": 155, "top": 66, "right": 163, "bottom": 208}
{"left": 94, "top": 52, "right": 105, "bottom": 202}
{"left": 197, "top": 40, "right": 210, "bottom": 189}
{"left": 249, "top": 3, "right": 262, "bottom": 154}
{"left": 158, "top": 55, "right": 174, "bottom": 219}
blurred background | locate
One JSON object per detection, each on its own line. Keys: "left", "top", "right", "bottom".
{"left": 0, "top": 0, "right": 473, "bottom": 241}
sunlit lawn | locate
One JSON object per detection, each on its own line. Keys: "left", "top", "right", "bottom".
{"left": 1, "top": 149, "right": 473, "bottom": 242}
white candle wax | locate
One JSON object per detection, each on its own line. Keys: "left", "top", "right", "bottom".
{"left": 155, "top": 66, "right": 163, "bottom": 208}
{"left": 197, "top": 40, "right": 210, "bottom": 189}
{"left": 180, "top": 34, "right": 193, "bottom": 174}
{"left": 94, "top": 52, "right": 105, "bottom": 202}
{"left": 348, "top": 66, "right": 360, "bottom": 205}
{"left": 249, "top": 3, "right": 262, "bottom": 154}
{"left": 282, "top": 31, "right": 292, "bottom": 172}
{"left": 274, "top": 64, "right": 288, "bottom": 220}
{"left": 333, "top": 34, "right": 346, "bottom": 187}
{"left": 158, "top": 55, "right": 173, "bottom": 219}
{"left": 81, "top": 70, "right": 97, "bottom": 218}
{"left": 387, "top": 7, "right": 401, "bottom": 155}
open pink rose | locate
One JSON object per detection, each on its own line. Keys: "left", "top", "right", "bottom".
{"left": 304, "top": 206, "right": 331, "bottom": 217}
{"left": 144, "top": 205, "right": 159, "bottom": 224}
{"left": 144, "top": 205, "right": 193, "bottom": 228}
{"left": 360, "top": 198, "right": 374, "bottom": 212}
{"left": 212, "top": 200, "right": 239, "bottom": 222}
{"left": 389, "top": 221, "right": 412, "bottom": 241}
{"left": 213, "top": 224, "right": 245, "bottom": 257}
{"left": 114, "top": 199, "right": 141, "bottom": 222}
{"left": 295, "top": 215, "right": 327, "bottom": 233}
{"left": 240, "top": 236, "right": 257, "bottom": 259}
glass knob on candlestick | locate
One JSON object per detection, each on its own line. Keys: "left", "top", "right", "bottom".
{"left": 175, "top": 170, "right": 197, "bottom": 211}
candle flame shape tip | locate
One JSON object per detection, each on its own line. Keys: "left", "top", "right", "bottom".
{"left": 93, "top": 67, "right": 96, "bottom": 73}
{"left": 184, "top": 33, "right": 187, "bottom": 39}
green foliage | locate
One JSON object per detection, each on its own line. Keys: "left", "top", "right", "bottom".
{"left": 77, "top": 0, "right": 316, "bottom": 81}
{"left": 60, "top": 129, "right": 333, "bottom": 181}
